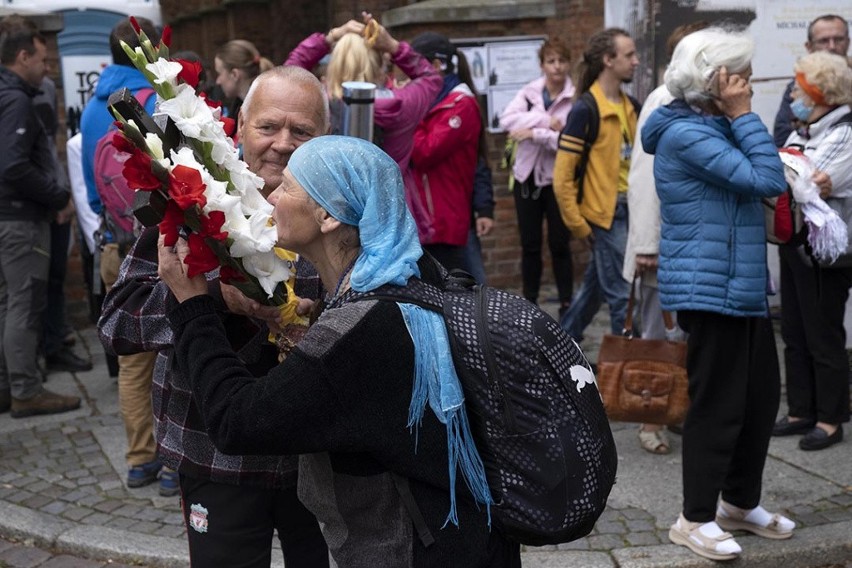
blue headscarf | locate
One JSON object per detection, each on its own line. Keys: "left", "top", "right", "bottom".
{"left": 288, "top": 136, "right": 492, "bottom": 526}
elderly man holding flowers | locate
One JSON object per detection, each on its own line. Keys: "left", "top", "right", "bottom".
{"left": 98, "top": 20, "right": 330, "bottom": 568}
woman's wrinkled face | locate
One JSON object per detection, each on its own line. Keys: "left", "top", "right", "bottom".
{"left": 214, "top": 56, "right": 240, "bottom": 99}
{"left": 266, "top": 168, "right": 322, "bottom": 251}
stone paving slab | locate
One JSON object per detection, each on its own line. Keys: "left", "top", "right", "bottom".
{"left": 0, "top": 302, "right": 849, "bottom": 567}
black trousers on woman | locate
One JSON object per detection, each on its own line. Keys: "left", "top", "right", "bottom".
{"left": 513, "top": 180, "right": 573, "bottom": 305}
{"left": 677, "top": 310, "right": 780, "bottom": 522}
{"left": 779, "top": 245, "right": 852, "bottom": 425}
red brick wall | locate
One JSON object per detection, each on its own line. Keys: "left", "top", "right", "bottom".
{"left": 147, "top": 0, "right": 607, "bottom": 291}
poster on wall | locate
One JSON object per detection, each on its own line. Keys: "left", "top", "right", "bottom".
{"left": 455, "top": 36, "right": 545, "bottom": 133}
{"left": 61, "top": 55, "right": 111, "bottom": 133}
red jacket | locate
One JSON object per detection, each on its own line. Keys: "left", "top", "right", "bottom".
{"left": 409, "top": 85, "right": 481, "bottom": 246}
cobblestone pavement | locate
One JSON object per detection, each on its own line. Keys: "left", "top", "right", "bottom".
{"left": 0, "top": 296, "right": 850, "bottom": 567}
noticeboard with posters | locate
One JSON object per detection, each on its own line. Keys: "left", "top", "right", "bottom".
{"left": 455, "top": 36, "right": 546, "bottom": 133}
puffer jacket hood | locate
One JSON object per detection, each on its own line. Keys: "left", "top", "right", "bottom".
{"left": 641, "top": 100, "right": 729, "bottom": 156}
{"left": 93, "top": 64, "right": 152, "bottom": 102}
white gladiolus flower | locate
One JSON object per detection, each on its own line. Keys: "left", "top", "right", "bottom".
{"left": 229, "top": 211, "right": 277, "bottom": 257}
{"left": 158, "top": 86, "right": 217, "bottom": 139}
{"left": 144, "top": 133, "right": 164, "bottom": 160}
{"left": 241, "top": 250, "right": 292, "bottom": 298}
{"left": 240, "top": 186, "right": 273, "bottom": 217}
{"left": 146, "top": 59, "right": 183, "bottom": 86}
{"left": 169, "top": 146, "right": 206, "bottom": 173}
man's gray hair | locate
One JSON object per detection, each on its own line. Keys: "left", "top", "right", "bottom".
{"left": 665, "top": 27, "right": 754, "bottom": 106}
{"left": 241, "top": 65, "right": 330, "bottom": 132}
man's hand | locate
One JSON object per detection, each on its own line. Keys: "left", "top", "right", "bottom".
{"left": 812, "top": 170, "right": 833, "bottom": 198}
{"left": 634, "top": 254, "right": 658, "bottom": 274}
{"left": 55, "top": 198, "right": 75, "bottom": 225}
{"left": 221, "top": 283, "right": 284, "bottom": 333}
{"left": 475, "top": 216, "right": 494, "bottom": 237}
{"left": 157, "top": 235, "right": 208, "bottom": 303}
{"left": 716, "top": 66, "right": 752, "bottom": 120}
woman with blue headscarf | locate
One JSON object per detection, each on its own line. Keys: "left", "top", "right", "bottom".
{"left": 158, "top": 136, "right": 520, "bottom": 567}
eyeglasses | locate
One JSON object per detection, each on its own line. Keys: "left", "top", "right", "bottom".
{"left": 812, "top": 35, "right": 849, "bottom": 47}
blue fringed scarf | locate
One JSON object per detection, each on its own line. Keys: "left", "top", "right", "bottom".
{"left": 289, "top": 136, "right": 493, "bottom": 527}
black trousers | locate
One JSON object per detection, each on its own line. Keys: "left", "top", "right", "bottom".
{"left": 678, "top": 310, "right": 780, "bottom": 522}
{"left": 512, "top": 181, "right": 573, "bottom": 304}
{"left": 779, "top": 245, "right": 851, "bottom": 425}
{"left": 179, "top": 474, "right": 329, "bottom": 568}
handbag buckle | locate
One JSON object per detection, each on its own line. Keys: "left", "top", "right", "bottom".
{"left": 641, "top": 388, "right": 652, "bottom": 407}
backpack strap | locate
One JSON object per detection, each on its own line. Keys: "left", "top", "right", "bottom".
{"left": 390, "top": 474, "right": 435, "bottom": 548}
{"left": 575, "top": 91, "right": 599, "bottom": 205}
{"left": 135, "top": 87, "right": 156, "bottom": 109}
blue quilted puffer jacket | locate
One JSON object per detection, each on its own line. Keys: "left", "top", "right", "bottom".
{"left": 641, "top": 100, "right": 785, "bottom": 317}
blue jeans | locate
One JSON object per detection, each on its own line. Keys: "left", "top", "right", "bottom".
{"left": 463, "top": 227, "right": 487, "bottom": 284}
{"left": 560, "top": 200, "right": 630, "bottom": 341}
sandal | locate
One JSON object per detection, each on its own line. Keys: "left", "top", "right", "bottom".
{"left": 669, "top": 514, "right": 741, "bottom": 561}
{"left": 716, "top": 500, "right": 795, "bottom": 540}
{"left": 638, "top": 428, "right": 671, "bottom": 455}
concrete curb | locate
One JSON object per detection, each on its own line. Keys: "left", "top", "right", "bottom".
{"left": 2, "top": 496, "right": 851, "bottom": 568}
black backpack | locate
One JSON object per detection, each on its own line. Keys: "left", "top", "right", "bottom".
{"left": 571, "top": 91, "right": 641, "bottom": 204}
{"left": 350, "top": 258, "right": 618, "bottom": 545}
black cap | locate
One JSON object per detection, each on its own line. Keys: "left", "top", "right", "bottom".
{"left": 410, "top": 32, "right": 456, "bottom": 62}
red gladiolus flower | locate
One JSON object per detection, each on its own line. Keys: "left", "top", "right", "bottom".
{"left": 159, "top": 201, "right": 184, "bottom": 247}
{"left": 175, "top": 59, "right": 202, "bottom": 89}
{"left": 185, "top": 233, "right": 220, "bottom": 277}
{"left": 219, "top": 264, "right": 246, "bottom": 284}
{"left": 112, "top": 121, "right": 125, "bottom": 131}
{"left": 200, "top": 93, "right": 222, "bottom": 110}
{"left": 199, "top": 210, "right": 228, "bottom": 241}
{"left": 112, "top": 132, "right": 137, "bottom": 155}
{"left": 123, "top": 151, "right": 161, "bottom": 191}
{"left": 161, "top": 25, "right": 172, "bottom": 48}
{"left": 169, "top": 165, "right": 208, "bottom": 210}
{"left": 220, "top": 116, "right": 236, "bottom": 138}
{"left": 129, "top": 16, "right": 141, "bottom": 34}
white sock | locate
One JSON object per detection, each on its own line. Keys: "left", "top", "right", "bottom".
{"left": 693, "top": 521, "right": 742, "bottom": 555}
{"left": 719, "top": 501, "right": 797, "bottom": 533}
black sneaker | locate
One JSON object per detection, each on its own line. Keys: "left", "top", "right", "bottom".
{"left": 0, "top": 389, "right": 10, "bottom": 413}
{"left": 45, "top": 348, "right": 93, "bottom": 373}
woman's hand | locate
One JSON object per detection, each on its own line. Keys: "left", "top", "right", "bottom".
{"left": 325, "top": 20, "right": 364, "bottom": 47}
{"left": 812, "top": 170, "right": 833, "bottom": 198}
{"left": 549, "top": 117, "right": 564, "bottom": 131}
{"left": 509, "top": 128, "right": 534, "bottom": 142}
{"left": 158, "top": 234, "right": 208, "bottom": 303}
{"left": 634, "top": 254, "right": 659, "bottom": 274}
{"left": 362, "top": 12, "right": 399, "bottom": 55}
{"left": 716, "top": 66, "right": 752, "bottom": 120}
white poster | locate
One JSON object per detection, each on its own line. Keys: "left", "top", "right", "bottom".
{"left": 61, "top": 55, "right": 111, "bottom": 111}
{"left": 486, "top": 41, "right": 543, "bottom": 88}
{"left": 487, "top": 86, "right": 523, "bottom": 133}
{"left": 458, "top": 46, "right": 489, "bottom": 94}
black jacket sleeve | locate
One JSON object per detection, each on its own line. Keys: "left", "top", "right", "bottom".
{"left": 0, "top": 90, "right": 69, "bottom": 210}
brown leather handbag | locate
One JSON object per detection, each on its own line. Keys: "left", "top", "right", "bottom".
{"left": 596, "top": 281, "right": 689, "bottom": 425}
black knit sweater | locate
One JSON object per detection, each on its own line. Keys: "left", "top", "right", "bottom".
{"left": 169, "top": 294, "right": 519, "bottom": 567}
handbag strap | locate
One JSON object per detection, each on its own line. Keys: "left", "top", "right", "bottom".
{"left": 624, "top": 275, "right": 676, "bottom": 338}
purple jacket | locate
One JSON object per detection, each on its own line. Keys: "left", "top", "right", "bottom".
{"left": 499, "top": 76, "right": 575, "bottom": 188}
{"left": 285, "top": 33, "right": 441, "bottom": 173}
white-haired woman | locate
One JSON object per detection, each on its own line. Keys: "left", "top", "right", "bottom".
{"left": 773, "top": 51, "right": 852, "bottom": 451}
{"left": 641, "top": 27, "right": 795, "bottom": 561}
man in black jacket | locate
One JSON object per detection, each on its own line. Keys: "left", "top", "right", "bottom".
{"left": 0, "top": 15, "right": 80, "bottom": 417}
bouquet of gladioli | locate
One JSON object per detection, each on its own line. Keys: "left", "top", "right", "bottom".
{"left": 111, "top": 17, "right": 307, "bottom": 347}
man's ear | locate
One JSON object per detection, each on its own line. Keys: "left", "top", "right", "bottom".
{"left": 237, "top": 107, "right": 246, "bottom": 139}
